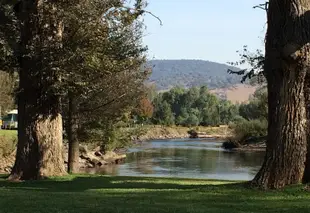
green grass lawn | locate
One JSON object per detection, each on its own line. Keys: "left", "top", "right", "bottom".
{"left": 0, "top": 130, "right": 17, "bottom": 157}
{"left": 0, "top": 129, "right": 17, "bottom": 138}
{"left": 0, "top": 175, "right": 310, "bottom": 213}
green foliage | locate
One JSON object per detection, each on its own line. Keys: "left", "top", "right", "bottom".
{"left": 154, "top": 100, "right": 175, "bottom": 126}
{"left": 184, "top": 114, "right": 199, "bottom": 127}
{"left": 104, "top": 125, "right": 148, "bottom": 152}
{"left": 101, "top": 123, "right": 129, "bottom": 152}
{"left": 229, "top": 119, "right": 267, "bottom": 143}
{"left": 228, "top": 87, "right": 268, "bottom": 143}
{"left": 219, "top": 100, "right": 239, "bottom": 124}
{"left": 226, "top": 45, "right": 268, "bottom": 144}
{"left": 151, "top": 85, "right": 239, "bottom": 127}
{"left": 78, "top": 120, "right": 147, "bottom": 152}
{"left": 0, "top": 71, "right": 17, "bottom": 115}
{"left": 239, "top": 86, "right": 267, "bottom": 121}
{"left": 227, "top": 46, "right": 265, "bottom": 85}
{"left": 0, "top": 1, "right": 19, "bottom": 72}
{"left": 59, "top": 0, "right": 150, "bottom": 151}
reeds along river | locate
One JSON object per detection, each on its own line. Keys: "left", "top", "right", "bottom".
{"left": 83, "top": 138, "right": 265, "bottom": 181}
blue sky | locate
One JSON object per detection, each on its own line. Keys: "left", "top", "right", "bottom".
{"left": 142, "top": 0, "right": 267, "bottom": 64}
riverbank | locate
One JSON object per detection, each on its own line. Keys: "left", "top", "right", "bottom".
{"left": 0, "top": 125, "right": 232, "bottom": 173}
{"left": 0, "top": 175, "right": 309, "bottom": 213}
{"left": 0, "top": 130, "right": 126, "bottom": 174}
{"left": 0, "top": 144, "right": 126, "bottom": 174}
{"left": 138, "top": 125, "right": 231, "bottom": 141}
{"left": 222, "top": 136, "right": 267, "bottom": 151}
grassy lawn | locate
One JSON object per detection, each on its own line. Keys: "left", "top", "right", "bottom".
{"left": 0, "top": 175, "right": 309, "bottom": 213}
{"left": 0, "top": 129, "right": 17, "bottom": 138}
{"left": 0, "top": 130, "right": 17, "bottom": 157}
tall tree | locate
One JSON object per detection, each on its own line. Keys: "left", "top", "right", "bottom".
{"left": 229, "top": 1, "right": 310, "bottom": 186}
{"left": 60, "top": 0, "right": 151, "bottom": 173}
{"left": 251, "top": 0, "right": 310, "bottom": 189}
{"left": 9, "top": 0, "right": 66, "bottom": 180}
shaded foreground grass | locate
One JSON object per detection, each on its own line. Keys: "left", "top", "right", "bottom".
{"left": 0, "top": 175, "right": 310, "bottom": 213}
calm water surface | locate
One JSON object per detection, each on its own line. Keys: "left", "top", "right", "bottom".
{"left": 86, "top": 138, "right": 265, "bottom": 181}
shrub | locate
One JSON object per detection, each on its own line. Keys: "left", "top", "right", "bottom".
{"left": 222, "top": 141, "right": 240, "bottom": 149}
{"left": 229, "top": 119, "right": 267, "bottom": 144}
{"left": 102, "top": 125, "right": 147, "bottom": 152}
{"left": 188, "top": 129, "right": 198, "bottom": 138}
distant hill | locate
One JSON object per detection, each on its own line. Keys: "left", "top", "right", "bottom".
{"left": 147, "top": 59, "right": 243, "bottom": 91}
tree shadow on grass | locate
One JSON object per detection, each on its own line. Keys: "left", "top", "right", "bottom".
{"left": 0, "top": 175, "right": 246, "bottom": 192}
{"left": 0, "top": 174, "right": 8, "bottom": 179}
{"left": 0, "top": 175, "right": 309, "bottom": 213}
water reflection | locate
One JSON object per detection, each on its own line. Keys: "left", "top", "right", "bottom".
{"left": 85, "top": 139, "right": 265, "bottom": 181}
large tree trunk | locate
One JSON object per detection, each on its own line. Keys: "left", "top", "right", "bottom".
{"left": 9, "top": 0, "right": 66, "bottom": 180}
{"left": 251, "top": 0, "right": 310, "bottom": 189}
{"left": 303, "top": 73, "right": 310, "bottom": 183}
{"left": 67, "top": 91, "right": 80, "bottom": 173}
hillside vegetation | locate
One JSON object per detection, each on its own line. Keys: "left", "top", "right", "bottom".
{"left": 147, "top": 59, "right": 242, "bottom": 91}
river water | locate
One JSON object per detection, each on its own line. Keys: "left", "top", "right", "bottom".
{"left": 87, "top": 138, "right": 265, "bottom": 181}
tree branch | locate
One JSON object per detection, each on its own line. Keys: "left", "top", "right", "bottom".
{"left": 80, "top": 93, "right": 127, "bottom": 113}
{"left": 104, "top": 6, "right": 163, "bottom": 26}
{"left": 253, "top": 2, "right": 269, "bottom": 11}
{"left": 140, "top": 10, "right": 163, "bottom": 26}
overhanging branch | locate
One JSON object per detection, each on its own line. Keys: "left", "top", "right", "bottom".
{"left": 80, "top": 93, "right": 127, "bottom": 113}
{"left": 253, "top": 2, "right": 269, "bottom": 11}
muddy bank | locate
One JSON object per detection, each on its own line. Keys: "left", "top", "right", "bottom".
{"left": 137, "top": 126, "right": 230, "bottom": 141}
{"left": 137, "top": 126, "right": 189, "bottom": 141}
{"left": 188, "top": 130, "right": 230, "bottom": 140}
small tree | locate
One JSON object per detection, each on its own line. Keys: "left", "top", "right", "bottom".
{"left": 134, "top": 97, "right": 154, "bottom": 123}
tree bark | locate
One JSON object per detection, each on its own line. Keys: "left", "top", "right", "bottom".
{"left": 9, "top": 0, "right": 66, "bottom": 180}
{"left": 303, "top": 73, "right": 310, "bottom": 183}
{"left": 251, "top": 0, "right": 310, "bottom": 189}
{"left": 67, "top": 91, "right": 80, "bottom": 174}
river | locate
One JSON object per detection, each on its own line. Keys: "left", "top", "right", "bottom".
{"left": 85, "top": 138, "right": 265, "bottom": 181}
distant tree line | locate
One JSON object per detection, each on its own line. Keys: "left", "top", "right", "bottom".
{"left": 138, "top": 86, "right": 238, "bottom": 127}
{"left": 133, "top": 84, "right": 269, "bottom": 131}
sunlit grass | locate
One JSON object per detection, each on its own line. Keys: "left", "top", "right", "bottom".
{"left": 0, "top": 129, "right": 17, "bottom": 138}
{"left": 0, "top": 175, "right": 309, "bottom": 213}
{"left": 0, "top": 130, "right": 17, "bottom": 157}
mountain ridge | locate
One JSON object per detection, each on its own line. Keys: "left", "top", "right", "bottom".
{"left": 146, "top": 59, "right": 257, "bottom": 103}
{"left": 147, "top": 59, "right": 243, "bottom": 91}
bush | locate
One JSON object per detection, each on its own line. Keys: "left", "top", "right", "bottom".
{"left": 188, "top": 129, "right": 198, "bottom": 138}
{"left": 222, "top": 141, "right": 240, "bottom": 149}
{"left": 183, "top": 114, "right": 199, "bottom": 127}
{"left": 229, "top": 119, "right": 267, "bottom": 144}
{"left": 102, "top": 125, "right": 147, "bottom": 152}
